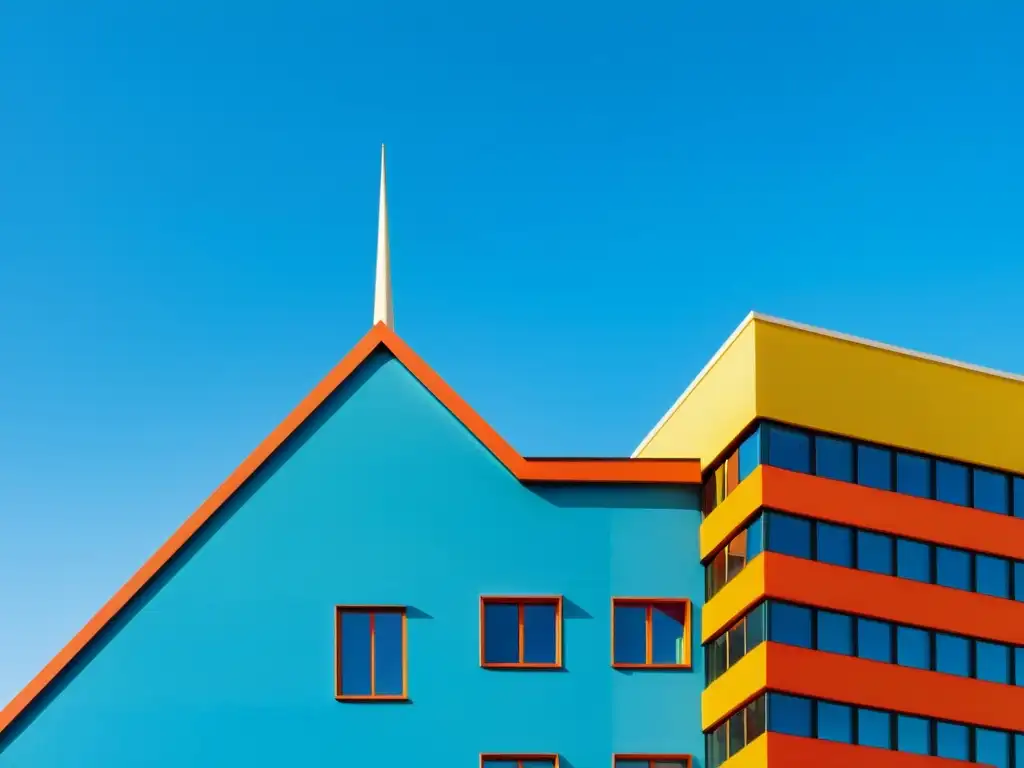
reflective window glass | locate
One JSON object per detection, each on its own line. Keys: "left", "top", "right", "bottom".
{"left": 936, "top": 547, "right": 971, "bottom": 591}
{"left": 767, "top": 693, "right": 812, "bottom": 738}
{"left": 975, "top": 469, "right": 1010, "bottom": 514}
{"left": 725, "top": 529, "right": 748, "bottom": 581}
{"left": 977, "top": 640, "right": 1010, "bottom": 684}
{"left": 707, "top": 549, "right": 727, "bottom": 599}
{"left": 727, "top": 709, "right": 745, "bottom": 758}
{"left": 747, "top": 516, "right": 764, "bottom": 562}
{"left": 817, "top": 702, "right": 853, "bottom": 744}
{"left": 1015, "top": 561, "right": 1024, "bottom": 603}
{"left": 766, "top": 425, "right": 811, "bottom": 474}
{"left": 650, "top": 604, "right": 686, "bottom": 665}
{"left": 727, "top": 622, "right": 745, "bottom": 667}
{"left": 738, "top": 428, "right": 762, "bottom": 483}
{"left": 857, "top": 530, "right": 894, "bottom": 576}
{"left": 976, "top": 728, "right": 1010, "bottom": 768}
{"left": 896, "top": 453, "right": 932, "bottom": 499}
{"left": 1016, "top": 647, "right": 1024, "bottom": 686}
{"left": 707, "top": 633, "right": 727, "bottom": 683}
{"left": 936, "top": 460, "right": 970, "bottom": 506}
{"left": 612, "top": 605, "right": 647, "bottom": 665}
{"left": 746, "top": 603, "right": 766, "bottom": 650}
{"left": 896, "top": 539, "right": 931, "bottom": 583}
{"left": 935, "top": 632, "right": 970, "bottom": 677}
{"left": 746, "top": 695, "right": 766, "bottom": 742}
{"left": 707, "top": 724, "right": 727, "bottom": 768}
{"left": 816, "top": 436, "right": 854, "bottom": 483}
{"left": 857, "top": 708, "right": 892, "bottom": 749}
{"left": 977, "top": 554, "right": 1010, "bottom": 599}
{"left": 766, "top": 513, "right": 812, "bottom": 559}
{"left": 897, "top": 714, "right": 931, "bottom": 755}
{"left": 857, "top": 445, "right": 893, "bottom": 491}
{"left": 896, "top": 626, "right": 931, "bottom": 670}
{"left": 768, "top": 603, "right": 812, "bottom": 648}
{"left": 1016, "top": 734, "right": 1024, "bottom": 768}
{"left": 816, "top": 611, "right": 854, "bottom": 656}
{"left": 857, "top": 618, "right": 893, "bottom": 663}
{"left": 936, "top": 722, "right": 970, "bottom": 761}
{"left": 1015, "top": 477, "right": 1024, "bottom": 519}
{"left": 817, "top": 522, "right": 853, "bottom": 568}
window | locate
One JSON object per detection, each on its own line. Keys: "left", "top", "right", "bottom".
{"left": 857, "top": 708, "right": 892, "bottom": 749}
{"left": 975, "top": 469, "right": 1009, "bottom": 515}
{"left": 856, "top": 530, "right": 894, "bottom": 576}
{"left": 977, "top": 640, "right": 1010, "bottom": 684}
{"left": 976, "top": 728, "right": 1010, "bottom": 768}
{"left": 936, "top": 722, "right": 970, "bottom": 760}
{"left": 612, "top": 598, "right": 690, "bottom": 668}
{"left": 481, "top": 596, "right": 562, "bottom": 668}
{"left": 817, "top": 522, "right": 853, "bottom": 568}
{"left": 746, "top": 695, "right": 766, "bottom": 741}
{"left": 614, "top": 756, "right": 691, "bottom": 768}
{"left": 768, "top": 603, "right": 812, "bottom": 648}
{"left": 738, "top": 428, "right": 762, "bottom": 483}
{"left": 335, "top": 606, "right": 407, "bottom": 700}
{"left": 936, "top": 460, "right": 970, "bottom": 506}
{"left": 896, "top": 539, "right": 931, "bottom": 583}
{"left": 765, "top": 424, "right": 811, "bottom": 473}
{"left": 766, "top": 513, "right": 812, "bottom": 559}
{"left": 817, "top": 702, "right": 853, "bottom": 744}
{"left": 857, "top": 445, "right": 893, "bottom": 491}
{"left": 482, "top": 755, "right": 558, "bottom": 768}
{"left": 896, "top": 453, "right": 932, "bottom": 499}
{"left": 816, "top": 435, "right": 854, "bottom": 483}
{"left": 1015, "top": 477, "right": 1024, "bottom": 518}
{"left": 706, "top": 516, "right": 764, "bottom": 601}
{"left": 897, "top": 714, "right": 931, "bottom": 755}
{"left": 936, "top": 547, "right": 971, "bottom": 591}
{"left": 1016, "top": 647, "right": 1024, "bottom": 686}
{"left": 816, "top": 610, "right": 854, "bottom": 656}
{"left": 857, "top": 618, "right": 893, "bottom": 663}
{"left": 726, "top": 528, "right": 749, "bottom": 580}
{"left": 767, "top": 693, "right": 812, "bottom": 738}
{"left": 935, "top": 632, "right": 970, "bottom": 677}
{"left": 896, "top": 626, "right": 931, "bottom": 670}
{"left": 977, "top": 554, "right": 1010, "bottom": 599}
{"left": 1015, "top": 562, "right": 1024, "bottom": 603}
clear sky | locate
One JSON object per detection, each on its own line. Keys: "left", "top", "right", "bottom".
{"left": 2, "top": 1, "right": 1023, "bottom": 708}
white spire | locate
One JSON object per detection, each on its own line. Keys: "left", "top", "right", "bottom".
{"left": 373, "top": 144, "right": 393, "bottom": 328}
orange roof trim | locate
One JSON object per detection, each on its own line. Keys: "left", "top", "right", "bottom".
{"left": 0, "top": 323, "right": 699, "bottom": 737}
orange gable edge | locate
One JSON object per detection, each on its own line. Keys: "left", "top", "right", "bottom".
{"left": 0, "top": 322, "right": 700, "bottom": 736}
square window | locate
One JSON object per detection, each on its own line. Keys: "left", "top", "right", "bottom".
{"left": 896, "top": 626, "right": 931, "bottom": 670}
{"left": 857, "top": 445, "right": 893, "bottom": 491}
{"left": 896, "top": 453, "right": 932, "bottom": 499}
{"left": 857, "top": 708, "right": 892, "bottom": 749}
{"left": 936, "top": 722, "right": 970, "bottom": 760}
{"left": 482, "top": 755, "right": 559, "bottom": 768}
{"left": 857, "top": 618, "right": 894, "bottom": 663}
{"left": 976, "top": 728, "right": 1010, "bottom": 768}
{"left": 936, "top": 460, "right": 970, "bottom": 506}
{"left": 935, "top": 632, "right": 970, "bottom": 677}
{"left": 765, "top": 424, "right": 811, "bottom": 474}
{"left": 816, "top": 436, "right": 854, "bottom": 482}
{"left": 977, "top": 640, "right": 1010, "bottom": 684}
{"left": 897, "top": 714, "right": 931, "bottom": 755}
{"left": 817, "top": 523, "right": 854, "bottom": 568}
{"left": 896, "top": 539, "right": 931, "bottom": 583}
{"left": 612, "top": 598, "right": 691, "bottom": 668}
{"left": 768, "top": 602, "right": 812, "bottom": 648}
{"left": 766, "top": 513, "right": 812, "bottom": 559}
{"left": 767, "top": 693, "right": 812, "bottom": 738}
{"left": 975, "top": 469, "right": 1009, "bottom": 514}
{"left": 816, "top": 610, "right": 854, "bottom": 656}
{"left": 817, "top": 701, "right": 853, "bottom": 743}
{"left": 481, "top": 597, "right": 562, "bottom": 668}
{"left": 936, "top": 547, "right": 971, "bottom": 591}
{"left": 335, "top": 606, "right": 407, "bottom": 700}
{"left": 856, "top": 530, "right": 894, "bottom": 576}
{"left": 977, "top": 554, "right": 1010, "bottom": 599}
{"left": 614, "top": 757, "right": 691, "bottom": 768}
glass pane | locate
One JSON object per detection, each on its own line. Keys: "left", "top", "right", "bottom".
{"left": 613, "top": 604, "right": 648, "bottom": 664}
{"left": 483, "top": 603, "right": 520, "bottom": 663}
{"left": 766, "top": 513, "right": 812, "bottom": 559}
{"left": 767, "top": 693, "right": 812, "bottom": 738}
{"left": 339, "top": 611, "right": 372, "bottom": 695}
{"left": 857, "top": 618, "right": 893, "bottom": 663}
{"left": 652, "top": 762, "right": 686, "bottom": 768}
{"left": 615, "top": 762, "right": 647, "bottom": 768}
{"left": 746, "top": 603, "right": 766, "bottom": 650}
{"left": 523, "top": 603, "right": 558, "bottom": 664}
{"left": 708, "top": 632, "right": 727, "bottom": 683}
{"left": 935, "top": 547, "right": 971, "bottom": 591}
{"left": 1016, "top": 647, "right": 1024, "bottom": 686}
{"left": 727, "top": 622, "right": 745, "bottom": 667}
{"left": 1016, "top": 734, "right": 1024, "bottom": 768}
{"left": 708, "top": 549, "right": 727, "bottom": 599}
{"left": 522, "top": 762, "right": 556, "bottom": 768}
{"left": 768, "top": 603, "right": 812, "bottom": 648}
{"left": 651, "top": 604, "right": 686, "bottom": 664}
{"left": 726, "top": 529, "right": 748, "bottom": 580}
{"left": 483, "top": 761, "right": 519, "bottom": 768}
{"left": 896, "top": 453, "right": 932, "bottom": 499}
{"left": 936, "top": 460, "right": 969, "bottom": 506}
{"left": 373, "top": 612, "right": 404, "bottom": 695}
{"left": 747, "top": 515, "right": 764, "bottom": 561}
{"left": 936, "top": 722, "right": 970, "bottom": 760}
{"left": 817, "top": 523, "right": 854, "bottom": 568}
{"left": 816, "top": 435, "right": 854, "bottom": 482}
{"left": 816, "top": 611, "right": 854, "bottom": 656}
{"left": 728, "top": 709, "right": 745, "bottom": 757}
{"left": 857, "top": 708, "right": 892, "bottom": 749}
{"left": 896, "top": 539, "right": 931, "bottom": 583}
{"left": 897, "top": 714, "right": 931, "bottom": 755}
{"left": 817, "top": 701, "right": 853, "bottom": 743}
{"left": 725, "top": 449, "right": 740, "bottom": 495}
{"left": 1015, "top": 561, "right": 1024, "bottom": 603}
{"left": 896, "top": 626, "right": 930, "bottom": 670}
{"left": 975, "top": 469, "right": 1009, "bottom": 514}
{"left": 935, "top": 632, "right": 970, "bottom": 677}
{"left": 708, "top": 723, "right": 727, "bottom": 768}
{"left": 766, "top": 424, "right": 811, "bottom": 474}
{"left": 977, "top": 554, "right": 1010, "bottom": 598}
{"left": 857, "top": 444, "right": 893, "bottom": 491}
{"left": 977, "top": 640, "right": 1010, "bottom": 684}
{"left": 1015, "top": 477, "right": 1024, "bottom": 518}
{"left": 746, "top": 695, "right": 766, "bottom": 741}
{"left": 856, "top": 530, "right": 894, "bottom": 575}
{"left": 977, "top": 728, "right": 1010, "bottom": 768}
{"left": 738, "top": 427, "right": 761, "bottom": 482}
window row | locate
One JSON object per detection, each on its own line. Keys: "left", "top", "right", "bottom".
{"left": 706, "top": 509, "right": 1024, "bottom": 603}
{"left": 706, "top": 599, "right": 1024, "bottom": 686}
{"left": 708, "top": 692, "right": 1024, "bottom": 768}
{"left": 334, "top": 597, "right": 692, "bottom": 699}
{"left": 704, "top": 421, "right": 1024, "bottom": 517}
{"left": 482, "top": 756, "right": 690, "bottom": 768}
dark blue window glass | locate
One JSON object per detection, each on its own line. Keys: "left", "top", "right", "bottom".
{"left": 707, "top": 633, "right": 726, "bottom": 683}
{"left": 1016, "top": 734, "right": 1024, "bottom": 768}
{"left": 817, "top": 611, "right": 854, "bottom": 656}
{"left": 936, "top": 460, "right": 970, "bottom": 506}
{"left": 613, "top": 604, "right": 647, "bottom": 664}
{"left": 767, "top": 693, "right": 812, "bottom": 737}
{"left": 896, "top": 453, "right": 932, "bottom": 499}
{"left": 816, "top": 436, "right": 854, "bottom": 482}
{"left": 746, "top": 695, "right": 766, "bottom": 742}
{"left": 707, "top": 724, "right": 726, "bottom": 768}
{"left": 896, "top": 539, "right": 931, "bottom": 583}
{"left": 747, "top": 516, "right": 764, "bottom": 562}
{"left": 977, "top": 640, "right": 1010, "bottom": 684}
{"left": 857, "top": 530, "right": 894, "bottom": 575}
{"left": 727, "top": 709, "right": 745, "bottom": 757}
{"left": 857, "top": 708, "right": 892, "bottom": 749}
{"left": 766, "top": 513, "right": 812, "bottom": 559}
{"left": 523, "top": 603, "right": 558, "bottom": 664}
{"left": 817, "top": 702, "right": 853, "bottom": 743}
{"left": 1016, "top": 647, "right": 1024, "bottom": 686}
{"left": 976, "top": 728, "right": 1010, "bottom": 768}
{"left": 765, "top": 424, "right": 811, "bottom": 474}
{"left": 896, "top": 626, "right": 930, "bottom": 670}
{"left": 977, "top": 554, "right": 1010, "bottom": 599}
{"left": 817, "top": 523, "right": 853, "bottom": 568}
{"left": 738, "top": 428, "right": 762, "bottom": 482}
{"left": 975, "top": 469, "right": 1010, "bottom": 514}
{"left": 1015, "top": 561, "right": 1024, "bottom": 603}
{"left": 1015, "top": 477, "right": 1024, "bottom": 518}
{"left": 339, "top": 611, "right": 373, "bottom": 695}
{"left": 857, "top": 445, "right": 893, "bottom": 491}
{"left": 935, "top": 632, "right": 970, "bottom": 677}
{"left": 936, "top": 722, "right": 970, "bottom": 761}
{"left": 857, "top": 618, "right": 893, "bottom": 663}
{"left": 746, "top": 602, "right": 766, "bottom": 651}
{"left": 768, "top": 603, "right": 812, "bottom": 648}
{"left": 373, "top": 612, "right": 404, "bottom": 695}
{"left": 651, "top": 603, "right": 686, "bottom": 665}
{"left": 897, "top": 714, "right": 931, "bottom": 755}
{"left": 936, "top": 547, "right": 971, "bottom": 591}
{"left": 484, "top": 603, "right": 521, "bottom": 664}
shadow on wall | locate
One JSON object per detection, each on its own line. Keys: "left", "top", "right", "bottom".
{"left": 531, "top": 484, "right": 698, "bottom": 511}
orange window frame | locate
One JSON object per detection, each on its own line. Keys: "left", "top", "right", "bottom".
{"left": 613, "top": 755, "right": 692, "bottom": 768}
{"left": 334, "top": 605, "right": 408, "bottom": 701}
{"left": 480, "top": 754, "right": 560, "bottom": 768}
{"left": 611, "top": 597, "right": 692, "bottom": 670}
{"left": 479, "top": 595, "right": 564, "bottom": 669}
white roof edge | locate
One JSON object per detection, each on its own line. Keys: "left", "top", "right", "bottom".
{"left": 631, "top": 311, "right": 1024, "bottom": 459}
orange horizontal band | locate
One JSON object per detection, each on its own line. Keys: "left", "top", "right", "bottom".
{"left": 703, "top": 641, "right": 1024, "bottom": 733}
{"left": 703, "top": 552, "right": 1024, "bottom": 646}
{"left": 722, "top": 733, "right": 982, "bottom": 768}
{"left": 701, "top": 466, "right": 1024, "bottom": 562}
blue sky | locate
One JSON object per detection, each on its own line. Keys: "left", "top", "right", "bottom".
{"left": 2, "top": 1, "right": 1023, "bottom": 707}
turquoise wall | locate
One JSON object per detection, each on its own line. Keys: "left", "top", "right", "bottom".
{"left": 0, "top": 350, "right": 705, "bottom": 768}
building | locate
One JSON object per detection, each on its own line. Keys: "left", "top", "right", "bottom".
{"left": 2, "top": 150, "right": 1022, "bottom": 768}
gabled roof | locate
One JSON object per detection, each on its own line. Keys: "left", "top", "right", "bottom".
{"left": 0, "top": 323, "right": 699, "bottom": 737}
